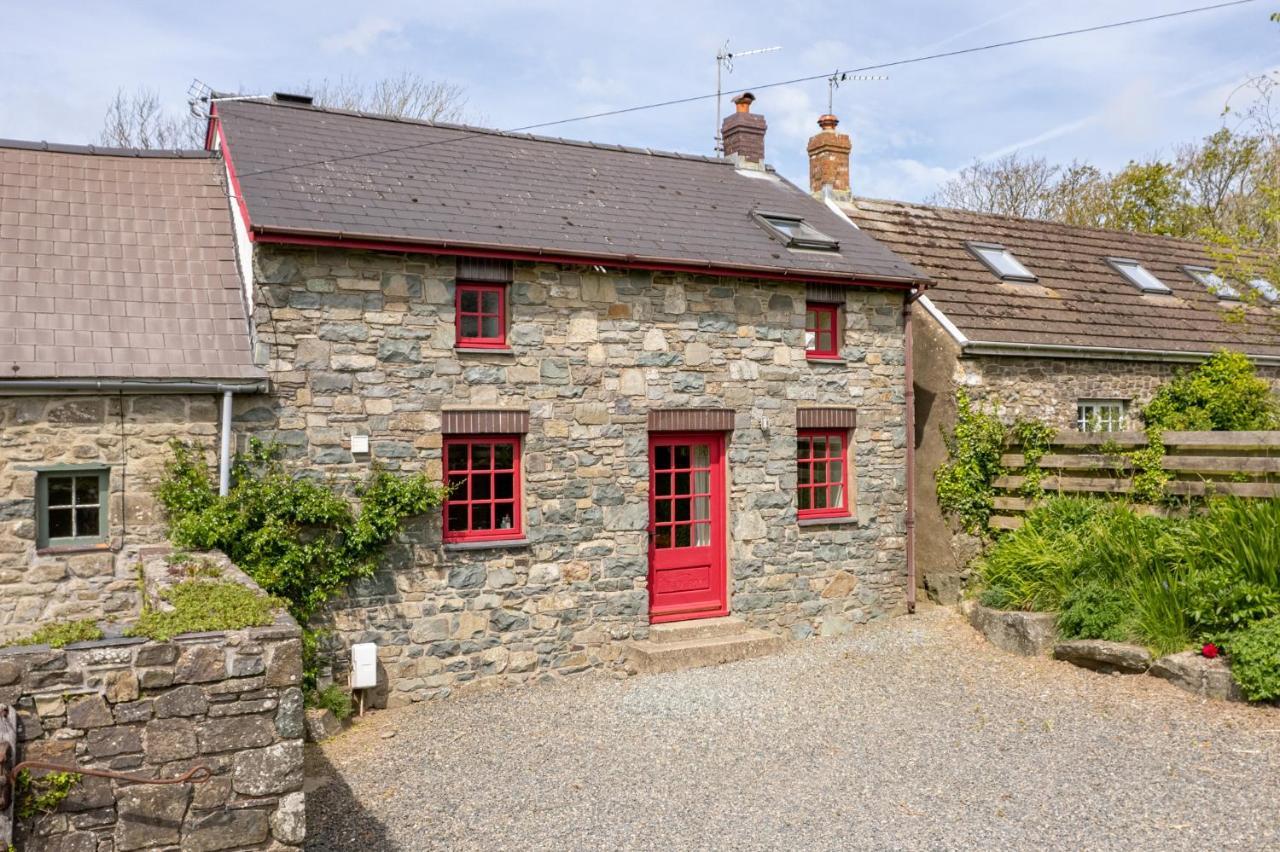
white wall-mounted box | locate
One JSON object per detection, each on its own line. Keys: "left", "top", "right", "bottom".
{"left": 350, "top": 434, "right": 370, "bottom": 454}
{"left": 350, "top": 642, "right": 378, "bottom": 689}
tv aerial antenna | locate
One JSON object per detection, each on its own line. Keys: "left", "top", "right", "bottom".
{"left": 826, "top": 71, "right": 888, "bottom": 115}
{"left": 714, "top": 41, "right": 781, "bottom": 154}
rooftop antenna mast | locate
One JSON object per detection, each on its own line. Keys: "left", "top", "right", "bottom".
{"left": 826, "top": 71, "right": 888, "bottom": 115}
{"left": 715, "top": 41, "right": 781, "bottom": 154}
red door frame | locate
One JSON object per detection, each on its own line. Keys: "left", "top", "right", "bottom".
{"left": 647, "top": 432, "right": 728, "bottom": 624}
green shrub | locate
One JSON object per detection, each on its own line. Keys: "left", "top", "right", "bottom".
{"left": 157, "top": 438, "right": 447, "bottom": 686}
{"left": 12, "top": 619, "right": 103, "bottom": 649}
{"left": 127, "top": 579, "right": 279, "bottom": 642}
{"left": 974, "top": 497, "right": 1103, "bottom": 611}
{"left": 936, "top": 390, "right": 1007, "bottom": 536}
{"left": 1182, "top": 497, "right": 1280, "bottom": 590}
{"left": 15, "top": 770, "right": 80, "bottom": 820}
{"left": 1058, "top": 581, "right": 1134, "bottom": 642}
{"left": 1125, "top": 563, "right": 1195, "bottom": 656}
{"left": 306, "top": 683, "right": 355, "bottom": 721}
{"left": 1184, "top": 566, "right": 1280, "bottom": 642}
{"left": 1140, "top": 350, "right": 1280, "bottom": 431}
{"left": 1226, "top": 616, "right": 1280, "bottom": 701}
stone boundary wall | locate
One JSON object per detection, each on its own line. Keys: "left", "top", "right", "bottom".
{"left": 1, "top": 615, "right": 304, "bottom": 851}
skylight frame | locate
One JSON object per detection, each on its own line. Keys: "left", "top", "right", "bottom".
{"left": 965, "top": 241, "right": 1037, "bottom": 283}
{"left": 1106, "top": 257, "right": 1171, "bottom": 295}
{"left": 1183, "top": 265, "right": 1241, "bottom": 301}
{"left": 753, "top": 211, "right": 840, "bottom": 252}
{"left": 1248, "top": 277, "right": 1279, "bottom": 304}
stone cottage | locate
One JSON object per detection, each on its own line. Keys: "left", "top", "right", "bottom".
{"left": 208, "top": 92, "right": 928, "bottom": 702}
{"left": 0, "top": 139, "right": 265, "bottom": 640}
{"left": 798, "top": 110, "right": 1280, "bottom": 600}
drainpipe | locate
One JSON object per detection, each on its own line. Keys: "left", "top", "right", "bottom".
{"left": 219, "top": 391, "right": 234, "bottom": 496}
{"left": 904, "top": 289, "right": 920, "bottom": 614}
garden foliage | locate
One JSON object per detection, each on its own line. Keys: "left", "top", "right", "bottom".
{"left": 1140, "top": 350, "right": 1280, "bottom": 431}
{"left": 935, "top": 390, "right": 1007, "bottom": 535}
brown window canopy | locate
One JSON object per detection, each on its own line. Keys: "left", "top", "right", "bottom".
{"left": 458, "top": 257, "right": 514, "bottom": 283}
{"left": 441, "top": 409, "right": 529, "bottom": 434}
{"left": 647, "top": 408, "right": 735, "bottom": 432}
{"left": 805, "top": 283, "right": 848, "bottom": 305}
{"left": 796, "top": 407, "right": 857, "bottom": 430}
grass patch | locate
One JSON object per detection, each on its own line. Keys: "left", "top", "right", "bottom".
{"left": 12, "top": 619, "right": 103, "bottom": 649}
{"left": 127, "top": 579, "right": 279, "bottom": 642}
{"left": 306, "top": 683, "right": 355, "bottom": 721}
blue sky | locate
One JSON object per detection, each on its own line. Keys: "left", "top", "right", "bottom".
{"left": 2, "top": 1, "right": 1275, "bottom": 200}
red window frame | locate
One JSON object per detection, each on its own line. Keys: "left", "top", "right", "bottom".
{"left": 455, "top": 283, "right": 507, "bottom": 349}
{"left": 805, "top": 302, "right": 840, "bottom": 359}
{"left": 443, "top": 435, "right": 522, "bottom": 542}
{"left": 797, "top": 429, "right": 850, "bottom": 519}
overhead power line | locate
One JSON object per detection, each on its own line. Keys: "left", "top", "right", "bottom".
{"left": 235, "top": 0, "right": 1259, "bottom": 179}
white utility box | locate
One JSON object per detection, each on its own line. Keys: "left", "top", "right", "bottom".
{"left": 350, "top": 642, "right": 378, "bottom": 689}
{"left": 350, "top": 434, "right": 370, "bottom": 454}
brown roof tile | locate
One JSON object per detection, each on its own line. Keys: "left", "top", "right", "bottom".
{"left": 214, "top": 99, "right": 925, "bottom": 285}
{"left": 841, "top": 198, "right": 1280, "bottom": 359}
{"left": 0, "top": 142, "right": 262, "bottom": 382}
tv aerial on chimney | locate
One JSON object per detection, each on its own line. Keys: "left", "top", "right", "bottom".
{"left": 826, "top": 71, "right": 888, "bottom": 115}
{"left": 715, "top": 41, "right": 781, "bottom": 155}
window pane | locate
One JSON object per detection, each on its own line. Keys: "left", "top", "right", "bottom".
{"left": 447, "top": 444, "right": 468, "bottom": 471}
{"left": 675, "top": 524, "right": 691, "bottom": 547}
{"left": 493, "top": 442, "right": 514, "bottom": 469}
{"left": 811, "top": 463, "right": 829, "bottom": 486}
{"left": 74, "top": 476, "right": 100, "bottom": 505}
{"left": 828, "top": 485, "right": 844, "bottom": 509}
{"left": 471, "top": 504, "right": 493, "bottom": 530}
{"left": 674, "top": 445, "right": 690, "bottom": 468}
{"left": 813, "top": 487, "right": 828, "bottom": 509}
{"left": 804, "top": 331, "right": 817, "bottom": 350}
{"left": 693, "top": 470, "right": 709, "bottom": 494}
{"left": 481, "top": 316, "right": 501, "bottom": 339}
{"left": 829, "top": 461, "right": 844, "bottom": 484}
{"left": 447, "top": 475, "right": 468, "bottom": 501}
{"left": 811, "top": 436, "right": 827, "bottom": 457}
{"left": 472, "top": 475, "right": 491, "bottom": 500}
{"left": 817, "top": 331, "right": 833, "bottom": 352}
{"left": 495, "top": 473, "right": 514, "bottom": 500}
{"left": 798, "top": 488, "right": 811, "bottom": 511}
{"left": 48, "top": 477, "right": 73, "bottom": 506}
{"left": 817, "top": 310, "right": 833, "bottom": 332}
{"left": 655, "top": 446, "right": 671, "bottom": 470}
{"left": 674, "top": 498, "right": 691, "bottom": 522}
{"left": 447, "top": 503, "right": 468, "bottom": 531}
{"left": 460, "top": 289, "right": 479, "bottom": 312}
{"left": 655, "top": 474, "right": 671, "bottom": 496}
{"left": 797, "top": 438, "right": 812, "bottom": 461}
{"left": 828, "top": 435, "right": 843, "bottom": 454}
{"left": 694, "top": 523, "right": 711, "bottom": 546}
{"left": 655, "top": 527, "right": 671, "bottom": 549}
{"left": 48, "top": 507, "right": 73, "bottom": 538}
{"left": 655, "top": 500, "right": 672, "bottom": 522}
{"left": 496, "top": 503, "right": 515, "bottom": 530}
{"left": 460, "top": 316, "right": 480, "bottom": 338}
{"left": 693, "top": 444, "right": 710, "bottom": 468}
{"left": 693, "top": 496, "right": 710, "bottom": 521}
{"left": 75, "top": 507, "right": 100, "bottom": 536}
{"left": 674, "top": 472, "right": 690, "bottom": 496}
{"left": 472, "top": 444, "right": 492, "bottom": 469}
{"left": 797, "top": 463, "right": 810, "bottom": 486}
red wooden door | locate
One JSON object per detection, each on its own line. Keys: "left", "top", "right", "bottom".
{"left": 648, "top": 433, "right": 727, "bottom": 623}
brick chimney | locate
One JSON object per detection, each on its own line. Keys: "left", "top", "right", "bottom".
{"left": 721, "top": 92, "right": 766, "bottom": 163}
{"left": 807, "top": 113, "right": 852, "bottom": 199}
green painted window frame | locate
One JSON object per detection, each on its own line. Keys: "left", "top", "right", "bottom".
{"left": 36, "top": 465, "right": 110, "bottom": 549}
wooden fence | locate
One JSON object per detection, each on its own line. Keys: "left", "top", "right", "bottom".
{"left": 991, "top": 430, "right": 1280, "bottom": 530}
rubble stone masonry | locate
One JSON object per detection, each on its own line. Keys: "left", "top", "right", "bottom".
{"left": 244, "top": 246, "right": 910, "bottom": 704}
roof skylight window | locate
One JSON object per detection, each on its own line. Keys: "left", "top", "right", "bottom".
{"left": 1107, "top": 258, "right": 1171, "bottom": 294}
{"left": 1248, "top": 278, "right": 1279, "bottom": 304}
{"left": 966, "top": 242, "right": 1036, "bottom": 282}
{"left": 754, "top": 212, "right": 839, "bottom": 251}
{"left": 1183, "top": 266, "right": 1240, "bottom": 300}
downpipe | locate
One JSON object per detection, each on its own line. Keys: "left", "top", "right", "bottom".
{"left": 904, "top": 290, "right": 920, "bottom": 615}
{"left": 219, "top": 391, "right": 234, "bottom": 496}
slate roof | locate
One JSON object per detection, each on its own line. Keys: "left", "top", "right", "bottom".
{"left": 214, "top": 99, "right": 925, "bottom": 285}
{"left": 841, "top": 197, "right": 1280, "bottom": 360}
{"left": 0, "top": 141, "right": 262, "bottom": 382}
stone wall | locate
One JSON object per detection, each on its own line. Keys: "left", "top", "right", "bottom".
{"left": 245, "top": 245, "right": 909, "bottom": 704}
{"left": 0, "top": 394, "right": 222, "bottom": 642}
{"left": 2, "top": 608, "right": 304, "bottom": 851}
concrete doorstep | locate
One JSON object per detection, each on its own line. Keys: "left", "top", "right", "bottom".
{"left": 624, "top": 616, "right": 785, "bottom": 675}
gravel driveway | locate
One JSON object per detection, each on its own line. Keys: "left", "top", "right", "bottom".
{"left": 306, "top": 606, "right": 1280, "bottom": 851}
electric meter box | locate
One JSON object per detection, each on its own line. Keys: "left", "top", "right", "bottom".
{"left": 350, "top": 642, "right": 378, "bottom": 689}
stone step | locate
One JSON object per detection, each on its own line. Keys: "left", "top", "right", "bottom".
{"left": 626, "top": 624, "right": 784, "bottom": 675}
{"left": 647, "top": 616, "right": 751, "bottom": 644}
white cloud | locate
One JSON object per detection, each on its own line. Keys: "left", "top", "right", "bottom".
{"left": 321, "top": 17, "right": 402, "bottom": 55}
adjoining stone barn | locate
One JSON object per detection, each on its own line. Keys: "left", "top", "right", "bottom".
{"left": 795, "top": 114, "right": 1280, "bottom": 600}
{"left": 208, "top": 91, "right": 929, "bottom": 703}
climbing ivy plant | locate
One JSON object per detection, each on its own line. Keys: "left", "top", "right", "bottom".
{"left": 935, "top": 390, "right": 1008, "bottom": 536}
{"left": 1011, "top": 418, "right": 1057, "bottom": 499}
{"left": 157, "top": 439, "right": 448, "bottom": 684}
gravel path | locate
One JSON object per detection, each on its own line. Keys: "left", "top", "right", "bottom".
{"left": 306, "top": 606, "right": 1280, "bottom": 851}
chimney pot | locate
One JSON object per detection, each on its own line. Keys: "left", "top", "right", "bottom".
{"left": 807, "top": 112, "right": 852, "bottom": 198}
{"left": 722, "top": 93, "right": 766, "bottom": 163}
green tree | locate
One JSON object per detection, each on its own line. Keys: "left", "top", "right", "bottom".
{"left": 1140, "top": 350, "right": 1280, "bottom": 431}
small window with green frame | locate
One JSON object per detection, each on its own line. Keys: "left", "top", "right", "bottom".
{"left": 37, "top": 467, "right": 110, "bottom": 549}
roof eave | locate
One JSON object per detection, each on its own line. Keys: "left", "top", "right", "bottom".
{"left": 0, "top": 378, "right": 269, "bottom": 396}
{"left": 960, "top": 339, "right": 1280, "bottom": 367}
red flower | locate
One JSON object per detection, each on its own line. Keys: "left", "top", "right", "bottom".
{"left": 1201, "top": 643, "right": 1220, "bottom": 659}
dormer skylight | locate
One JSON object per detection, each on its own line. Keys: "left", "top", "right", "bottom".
{"left": 754, "top": 212, "right": 839, "bottom": 251}
{"left": 966, "top": 242, "right": 1036, "bottom": 282}
{"left": 1248, "top": 278, "right": 1279, "bottom": 304}
{"left": 1184, "top": 266, "right": 1241, "bottom": 300}
{"left": 1107, "top": 258, "right": 1170, "bottom": 294}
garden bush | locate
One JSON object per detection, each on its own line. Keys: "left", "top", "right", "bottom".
{"left": 1140, "top": 350, "right": 1280, "bottom": 431}
{"left": 1226, "top": 616, "right": 1280, "bottom": 702}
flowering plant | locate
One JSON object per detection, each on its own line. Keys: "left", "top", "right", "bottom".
{"left": 1201, "top": 642, "right": 1220, "bottom": 659}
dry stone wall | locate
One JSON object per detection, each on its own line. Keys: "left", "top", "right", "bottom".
{"left": 0, "top": 395, "right": 222, "bottom": 642}
{"left": 245, "top": 246, "right": 910, "bottom": 704}
{"left": 2, "top": 613, "right": 304, "bottom": 851}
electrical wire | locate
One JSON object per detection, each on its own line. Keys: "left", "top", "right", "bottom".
{"left": 233, "top": 0, "right": 1259, "bottom": 179}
